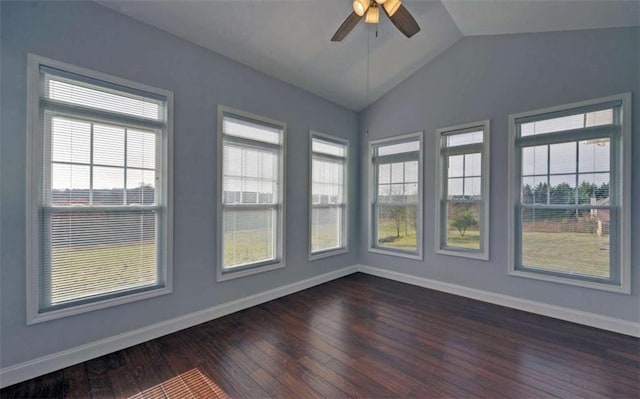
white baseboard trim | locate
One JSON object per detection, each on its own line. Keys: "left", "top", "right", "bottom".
{"left": 356, "top": 264, "right": 640, "bottom": 338}
{"left": 0, "top": 265, "right": 357, "bottom": 388}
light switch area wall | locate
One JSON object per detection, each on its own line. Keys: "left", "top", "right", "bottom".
{"left": 0, "top": 1, "right": 359, "bottom": 368}
{"left": 359, "top": 27, "right": 639, "bottom": 323}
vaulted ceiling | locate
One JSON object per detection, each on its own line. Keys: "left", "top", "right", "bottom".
{"left": 97, "top": 0, "right": 639, "bottom": 111}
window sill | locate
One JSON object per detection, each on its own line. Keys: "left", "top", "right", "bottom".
{"left": 27, "top": 285, "right": 173, "bottom": 325}
{"left": 368, "top": 247, "right": 423, "bottom": 261}
{"left": 309, "top": 247, "right": 348, "bottom": 261}
{"left": 509, "top": 268, "right": 629, "bottom": 294}
{"left": 217, "top": 261, "right": 285, "bottom": 282}
{"left": 437, "top": 248, "right": 489, "bottom": 261}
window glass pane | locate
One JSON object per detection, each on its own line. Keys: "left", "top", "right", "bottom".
{"left": 51, "top": 117, "right": 90, "bottom": 164}
{"left": 549, "top": 142, "right": 576, "bottom": 174}
{"left": 521, "top": 208, "right": 610, "bottom": 278}
{"left": 377, "top": 184, "right": 390, "bottom": 202}
{"left": 127, "top": 129, "right": 156, "bottom": 170}
{"left": 448, "top": 155, "right": 464, "bottom": 178}
{"left": 578, "top": 173, "right": 609, "bottom": 204}
{"left": 520, "top": 109, "right": 613, "bottom": 137}
{"left": 391, "top": 162, "right": 404, "bottom": 183}
{"left": 585, "top": 109, "right": 613, "bottom": 127}
{"left": 521, "top": 145, "right": 548, "bottom": 176}
{"left": 93, "top": 166, "right": 124, "bottom": 205}
{"left": 126, "top": 169, "right": 155, "bottom": 205}
{"left": 377, "top": 140, "right": 419, "bottom": 156}
{"left": 45, "top": 210, "right": 157, "bottom": 305}
{"left": 223, "top": 115, "right": 281, "bottom": 145}
{"left": 446, "top": 202, "right": 481, "bottom": 250}
{"left": 311, "top": 207, "right": 342, "bottom": 252}
{"left": 521, "top": 176, "right": 548, "bottom": 204}
{"left": 224, "top": 144, "right": 278, "bottom": 205}
{"left": 378, "top": 163, "right": 391, "bottom": 184}
{"left": 464, "top": 177, "right": 482, "bottom": 198}
{"left": 47, "top": 78, "right": 161, "bottom": 121}
{"left": 404, "top": 183, "right": 418, "bottom": 201}
{"left": 549, "top": 175, "right": 576, "bottom": 205}
{"left": 51, "top": 164, "right": 90, "bottom": 206}
{"left": 464, "top": 153, "right": 482, "bottom": 177}
{"left": 223, "top": 208, "right": 275, "bottom": 268}
{"left": 445, "top": 130, "right": 483, "bottom": 147}
{"left": 93, "top": 124, "right": 125, "bottom": 167}
{"left": 579, "top": 138, "right": 610, "bottom": 173}
{"left": 448, "top": 178, "right": 463, "bottom": 198}
{"left": 312, "top": 138, "right": 346, "bottom": 157}
{"left": 377, "top": 205, "right": 417, "bottom": 251}
{"left": 405, "top": 161, "right": 418, "bottom": 183}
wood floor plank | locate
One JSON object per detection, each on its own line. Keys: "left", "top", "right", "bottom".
{"left": 2, "top": 273, "right": 638, "bottom": 399}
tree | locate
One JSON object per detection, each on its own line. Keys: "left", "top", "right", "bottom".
{"left": 449, "top": 206, "right": 477, "bottom": 237}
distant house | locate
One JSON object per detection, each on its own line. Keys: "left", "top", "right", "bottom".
{"left": 590, "top": 197, "right": 610, "bottom": 236}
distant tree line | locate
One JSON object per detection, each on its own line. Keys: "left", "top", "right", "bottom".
{"left": 522, "top": 181, "right": 609, "bottom": 222}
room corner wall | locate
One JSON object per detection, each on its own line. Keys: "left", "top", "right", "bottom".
{"left": 357, "top": 27, "right": 640, "bottom": 325}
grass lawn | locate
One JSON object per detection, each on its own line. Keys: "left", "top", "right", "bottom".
{"left": 50, "top": 242, "right": 157, "bottom": 304}
{"left": 446, "top": 229, "right": 480, "bottom": 249}
{"left": 522, "top": 231, "right": 610, "bottom": 277}
{"left": 224, "top": 228, "right": 274, "bottom": 267}
{"left": 377, "top": 218, "right": 417, "bottom": 251}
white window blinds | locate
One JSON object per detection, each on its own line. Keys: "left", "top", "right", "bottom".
{"left": 219, "top": 109, "right": 285, "bottom": 277}
{"left": 310, "top": 134, "right": 348, "bottom": 258}
{"left": 29, "top": 59, "right": 172, "bottom": 321}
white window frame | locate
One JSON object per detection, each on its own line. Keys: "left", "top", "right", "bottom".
{"left": 435, "top": 120, "right": 490, "bottom": 260}
{"left": 26, "top": 54, "right": 174, "bottom": 324}
{"left": 308, "top": 131, "right": 349, "bottom": 261}
{"left": 368, "top": 132, "right": 424, "bottom": 260}
{"left": 216, "top": 106, "right": 286, "bottom": 281}
{"left": 507, "top": 93, "right": 631, "bottom": 293}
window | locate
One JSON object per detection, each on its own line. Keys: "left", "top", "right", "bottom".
{"left": 26, "top": 55, "right": 173, "bottom": 323}
{"left": 508, "top": 94, "right": 631, "bottom": 293}
{"left": 218, "top": 106, "right": 285, "bottom": 280}
{"left": 309, "top": 131, "right": 348, "bottom": 260}
{"left": 369, "top": 132, "right": 423, "bottom": 259}
{"left": 436, "top": 121, "right": 490, "bottom": 260}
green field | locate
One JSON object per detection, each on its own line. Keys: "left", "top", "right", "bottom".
{"left": 50, "top": 242, "right": 157, "bottom": 304}
{"left": 522, "top": 231, "right": 610, "bottom": 277}
{"left": 48, "top": 227, "right": 611, "bottom": 302}
{"left": 446, "top": 229, "right": 480, "bottom": 249}
{"left": 377, "top": 218, "right": 417, "bottom": 251}
{"left": 224, "top": 227, "right": 274, "bottom": 267}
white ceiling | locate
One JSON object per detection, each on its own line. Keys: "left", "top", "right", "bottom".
{"left": 97, "top": 0, "right": 639, "bottom": 111}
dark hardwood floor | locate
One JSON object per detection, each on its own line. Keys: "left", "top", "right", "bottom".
{"left": 2, "top": 273, "right": 639, "bottom": 398}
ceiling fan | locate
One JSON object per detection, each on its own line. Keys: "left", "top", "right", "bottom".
{"left": 331, "top": 0, "right": 421, "bottom": 42}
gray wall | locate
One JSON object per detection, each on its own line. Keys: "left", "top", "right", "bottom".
{"left": 0, "top": 1, "right": 358, "bottom": 367}
{"left": 359, "top": 27, "right": 640, "bottom": 323}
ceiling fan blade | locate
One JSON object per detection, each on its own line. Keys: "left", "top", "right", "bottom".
{"left": 385, "top": 4, "right": 421, "bottom": 38}
{"left": 331, "top": 11, "right": 362, "bottom": 42}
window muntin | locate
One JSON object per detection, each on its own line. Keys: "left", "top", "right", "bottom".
{"left": 310, "top": 133, "right": 348, "bottom": 259}
{"left": 28, "top": 56, "right": 172, "bottom": 322}
{"left": 436, "top": 122, "right": 490, "bottom": 259}
{"left": 219, "top": 107, "right": 285, "bottom": 278}
{"left": 370, "top": 133, "right": 423, "bottom": 259}
{"left": 510, "top": 95, "right": 630, "bottom": 292}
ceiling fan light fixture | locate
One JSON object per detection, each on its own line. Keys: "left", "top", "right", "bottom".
{"left": 375, "top": 0, "right": 387, "bottom": 4}
{"left": 353, "top": 0, "right": 370, "bottom": 16}
{"left": 365, "top": 6, "right": 379, "bottom": 24}
{"left": 383, "top": 0, "right": 401, "bottom": 17}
